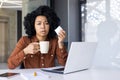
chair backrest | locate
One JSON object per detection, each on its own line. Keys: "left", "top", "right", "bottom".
{"left": 20, "top": 62, "right": 24, "bottom": 69}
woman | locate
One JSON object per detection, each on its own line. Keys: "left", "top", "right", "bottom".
{"left": 8, "top": 5, "right": 68, "bottom": 69}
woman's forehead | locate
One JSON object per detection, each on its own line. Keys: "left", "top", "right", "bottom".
{"left": 35, "top": 16, "right": 48, "bottom": 22}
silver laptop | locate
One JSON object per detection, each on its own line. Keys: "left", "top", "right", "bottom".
{"left": 41, "top": 42, "right": 97, "bottom": 74}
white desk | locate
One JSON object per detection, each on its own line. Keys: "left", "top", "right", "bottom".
{"left": 0, "top": 68, "right": 120, "bottom": 80}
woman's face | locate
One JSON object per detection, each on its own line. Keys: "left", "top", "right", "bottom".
{"left": 34, "top": 16, "right": 50, "bottom": 38}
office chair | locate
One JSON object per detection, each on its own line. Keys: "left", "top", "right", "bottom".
{"left": 20, "top": 62, "right": 24, "bottom": 69}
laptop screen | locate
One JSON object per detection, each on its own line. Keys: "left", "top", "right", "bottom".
{"left": 64, "top": 42, "right": 97, "bottom": 74}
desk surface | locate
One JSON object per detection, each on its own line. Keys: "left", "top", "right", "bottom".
{"left": 0, "top": 68, "right": 120, "bottom": 80}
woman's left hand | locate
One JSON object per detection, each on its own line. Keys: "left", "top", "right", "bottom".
{"left": 58, "top": 29, "right": 66, "bottom": 48}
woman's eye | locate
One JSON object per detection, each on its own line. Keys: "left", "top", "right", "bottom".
{"left": 36, "top": 22, "right": 49, "bottom": 25}
{"left": 37, "top": 23, "right": 41, "bottom": 25}
{"left": 45, "top": 22, "right": 49, "bottom": 25}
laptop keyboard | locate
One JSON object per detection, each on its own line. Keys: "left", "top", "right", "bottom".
{"left": 53, "top": 67, "right": 64, "bottom": 71}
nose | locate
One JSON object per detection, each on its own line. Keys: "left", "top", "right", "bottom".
{"left": 41, "top": 23, "right": 45, "bottom": 29}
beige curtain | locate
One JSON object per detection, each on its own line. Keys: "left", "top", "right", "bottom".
{"left": 0, "top": 18, "right": 9, "bottom": 63}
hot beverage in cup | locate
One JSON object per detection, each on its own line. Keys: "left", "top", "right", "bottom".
{"left": 39, "top": 41, "right": 49, "bottom": 54}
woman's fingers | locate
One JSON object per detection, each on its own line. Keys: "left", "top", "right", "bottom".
{"left": 58, "top": 30, "right": 66, "bottom": 42}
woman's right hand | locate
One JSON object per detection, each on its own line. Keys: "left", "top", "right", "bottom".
{"left": 23, "top": 42, "right": 40, "bottom": 55}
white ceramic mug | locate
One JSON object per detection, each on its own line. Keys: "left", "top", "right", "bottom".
{"left": 39, "top": 41, "right": 49, "bottom": 54}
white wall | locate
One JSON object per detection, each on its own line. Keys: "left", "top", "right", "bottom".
{"left": 85, "top": 0, "right": 120, "bottom": 68}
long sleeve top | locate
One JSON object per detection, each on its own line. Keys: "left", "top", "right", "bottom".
{"left": 8, "top": 36, "right": 68, "bottom": 69}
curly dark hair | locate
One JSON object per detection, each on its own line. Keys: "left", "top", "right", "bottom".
{"left": 23, "top": 5, "right": 60, "bottom": 39}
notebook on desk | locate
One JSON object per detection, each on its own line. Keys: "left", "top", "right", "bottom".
{"left": 41, "top": 42, "right": 97, "bottom": 74}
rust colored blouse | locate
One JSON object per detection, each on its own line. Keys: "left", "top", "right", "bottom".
{"left": 8, "top": 36, "right": 68, "bottom": 69}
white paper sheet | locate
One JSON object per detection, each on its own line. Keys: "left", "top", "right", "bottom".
{"left": 21, "top": 72, "right": 51, "bottom": 80}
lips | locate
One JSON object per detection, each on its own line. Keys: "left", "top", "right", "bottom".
{"left": 40, "top": 30, "right": 46, "bottom": 34}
